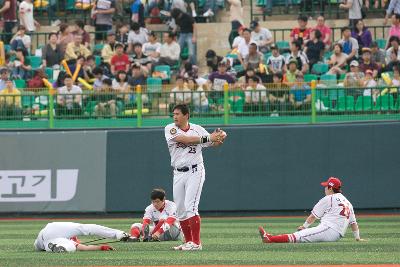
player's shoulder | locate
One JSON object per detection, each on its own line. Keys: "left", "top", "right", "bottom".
{"left": 165, "top": 123, "right": 178, "bottom": 134}
{"left": 165, "top": 200, "right": 177, "bottom": 208}
{"left": 189, "top": 123, "right": 205, "bottom": 131}
{"left": 144, "top": 204, "right": 154, "bottom": 212}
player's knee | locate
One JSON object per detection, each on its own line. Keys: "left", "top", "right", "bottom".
{"left": 131, "top": 223, "right": 142, "bottom": 229}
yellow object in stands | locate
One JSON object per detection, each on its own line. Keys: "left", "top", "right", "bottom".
{"left": 78, "top": 77, "right": 93, "bottom": 90}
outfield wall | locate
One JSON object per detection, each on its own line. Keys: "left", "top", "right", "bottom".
{"left": 1, "top": 122, "right": 400, "bottom": 213}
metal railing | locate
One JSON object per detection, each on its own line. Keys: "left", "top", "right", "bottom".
{"left": 0, "top": 83, "right": 399, "bottom": 129}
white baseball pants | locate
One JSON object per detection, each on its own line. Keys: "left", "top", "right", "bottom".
{"left": 293, "top": 223, "right": 341, "bottom": 243}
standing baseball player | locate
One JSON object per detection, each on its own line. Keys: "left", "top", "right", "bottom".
{"left": 164, "top": 104, "right": 227, "bottom": 251}
{"left": 130, "top": 188, "right": 183, "bottom": 242}
{"left": 259, "top": 177, "right": 365, "bottom": 243}
{"left": 34, "top": 222, "right": 136, "bottom": 253}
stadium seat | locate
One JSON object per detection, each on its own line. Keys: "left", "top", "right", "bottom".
{"left": 337, "top": 96, "right": 355, "bottom": 111}
{"left": 304, "top": 74, "right": 318, "bottom": 83}
{"left": 95, "top": 55, "right": 101, "bottom": 66}
{"left": 180, "top": 46, "right": 189, "bottom": 59}
{"left": 154, "top": 65, "right": 171, "bottom": 81}
{"left": 338, "top": 73, "right": 346, "bottom": 82}
{"left": 14, "top": 79, "right": 26, "bottom": 89}
{"left": 45, "top": 67, "right": 54, "bottom": 80}
{"left": 312, "top": 63, "right": 329, "bottom": 75}
{"left": 4, "top": 44, "right": 11, "bottom": 53}
{"left": 355, "top": 96, "right": 373, "bottom": 111}
{"left": 27, "top": 56, "right": 42, "bottom": 70}
{"left": 320, "top": 74, "right": 337, "bottom": 87}
{"left": 276, "top": 41, "right": 290, "bottom": 51}
{"left": 146, "top": 77, "right": 163, "bottom": 93}
{"left": 94, "top": 44, "right": 105, "bottom": 54}
{"left": 375, "top": 38, "right": 387, "bottom": 49}
{"left": 323, "top": 51, "right": 333, "bottom": 62}
{"left": 374, "top": 94, "right": 395, "bottom": 111}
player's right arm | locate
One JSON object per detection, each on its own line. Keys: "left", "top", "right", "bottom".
{"left": 297, "top": 213, "right": 317, "bottom": 231}
{"left": 298, "top": 196, "right": 329, "bottom": 231}
{"left": 76, "top": 244, "right": 114, "bottom": 251}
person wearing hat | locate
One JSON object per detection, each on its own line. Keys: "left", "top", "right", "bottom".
{"left": 259, "top": 177, "right": 364, "bottom": 243}
{"left": 207, "top": 59, "right": 235, "bottom": 110}
{"left": 205, "top": 49, "right": 223, "bottom": 72}
{"left": 361, "top": 69, "right": 379, "bottom": 101}
{"left": 344, "top": 60, "right": 364, "bottom": 98}
{"left": 101, "top": 30, "right": 118, "bottom": 65}
{"left": 250, "top": 20, "right": 273, "bottom": 53}
{"left": 65, "top": 31, "right": 92, "bottom": 62}
{"left": 289, "top": 72, "right": 311, "bottom": 111}
{"left": 359, "top": 48, "right": 380, "bottom": 78}
{"left": 283, "top": 59, "right": 301, "bottom": 85}
{"left": 370, "top": 41, "right": 386, "bottom": 66}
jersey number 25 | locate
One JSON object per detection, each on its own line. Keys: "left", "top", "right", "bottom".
{"left": 339, "top": 203, "right": 350, "bottom": 219}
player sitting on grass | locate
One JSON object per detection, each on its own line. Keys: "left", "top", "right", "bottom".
{"left": 130, "top": 188, "right": 183, "bottom": 242}
{"left": 34, "top": 222, "right": 137, "bottom": 253}
{"left": 259, "top": 177, "right": 365, "bottom": 243}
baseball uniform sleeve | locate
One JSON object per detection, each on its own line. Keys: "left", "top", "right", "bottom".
{"left": 143, "top": 205, "right": 153, "bottom": 221}
{"left": 348, "top": 204, "right": 357, "bottom": 225}
{"left": 165, "top": 201, "right": 178, "bottom": 220}
{"left": 197, "top": 125, "right": 213, "bottom": 148}
{"left": 311, "top": 196, "right": 330, "bottom": 219}
{"left": 165, "top": 125, "right": 182, "bottom": 143}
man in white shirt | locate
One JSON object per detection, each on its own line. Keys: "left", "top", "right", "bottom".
{"left": 157, "top": 32, "right": 181, "bottom": 67}
{"left": 259, "top": 177, "right": 365, "bottom": 243}
{"left": 130, "top": 188, "right": 183, "bottom": 242}
{"left": 250, "top": 20, "right": 273, "bottom": 53}
{"left": 238, "top": 28, "right": 255, "bottom": 66}
{"left": 128, "top": 22, "right": 148, "bottom": 53}
{"left": 18, "top": 0, "right": 39, "bottom": 32}
{"left": 56, "top": 75, "right": 83, "bottom": 116}
{"left": 142, "top": 31, "right": 161, "bottom": 62}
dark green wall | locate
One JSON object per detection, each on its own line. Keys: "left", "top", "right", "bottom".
{"left": 106, "top": 122, "right": 400, "bottom": 212}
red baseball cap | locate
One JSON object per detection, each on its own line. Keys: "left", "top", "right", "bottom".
{"left": 321, "top": 177, "right": 342, "bottom": 189}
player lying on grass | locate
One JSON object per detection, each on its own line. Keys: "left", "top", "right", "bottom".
{"left": 259, "top": 177, "right": 365, "bottom": 243}
{"left": 34, "top": 222, "right": 137, "bottom": 252}
{"left": 130, "top": 188, "right": 183, "bottom": 242}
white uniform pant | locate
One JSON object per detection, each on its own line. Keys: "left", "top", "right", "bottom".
{"left": 173, "top": 163, "right": 205, "bottom": 220}
{"left": 34, "top": 222, "right": 125, "bottom": 252}
{"left": 131, "top": 223, "right": 182, "bottom": 241}
{"left": 293, "top": 223, "right": 341, "bottom": 243}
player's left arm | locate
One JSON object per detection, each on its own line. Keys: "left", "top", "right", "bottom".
{"left": 151, "top": 217, "right": 176, "bottom": 240}
{"left": 297, "top": 213, "right": 317, "bottom": 231}
{"left": 76, "top": 244, "right": 115, "bottom": 251}
{"left": 349, "top": 206, "right": 365, "bottom": 241}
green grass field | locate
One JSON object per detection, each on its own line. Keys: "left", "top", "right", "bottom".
{"left": 1, "top": 216, "right": 399, "bottom": 266}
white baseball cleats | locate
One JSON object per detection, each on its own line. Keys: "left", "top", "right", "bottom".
{"left": 173, "top": 241, "right": 202, "bottom": 251}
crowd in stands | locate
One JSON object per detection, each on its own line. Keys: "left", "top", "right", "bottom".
{"left": 0, "top": 0, "right": 399, "bottom": 119}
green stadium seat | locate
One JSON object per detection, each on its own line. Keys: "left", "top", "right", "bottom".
{"left": 338, "top": 73, "right": 346, "bottom": 82}
{"left": 27, "top": 56, "right": 42, "bottom": 69}
{"left": 323, "top": 51, "right": 333, "bottom": 62}
{"left": 95, "top": 55, "right": 101, "bottom": 66}
{"left": 198, "top": 0, "right": 206, "bottom": 7}
{"left": 94, "top": 44, "right": 105, "bottom": 53}
{"left": 375, "top": 38, "right": 387, "bottom": 50}
{"left": 154, "top": 65, "right": 171, "bottom": 81}
{"left": 4, "top": 44, "right": 11, "bottom": 53}
{"left": 45, "top": 67, "right": 53, "bottom": 80}
{"left": 226, "top": 54, "right": 238, "bottom": 59}
{"left": 355, "top": 96, "right": 373, "bottom": 111}
{"left": 180, "top": 46, "right": 189, "bottom": 59}
{"left": 374, "top": 94, "right": 395, "bottom": 111}
{"left": 312, "top": 63, "right": 329, "bottom": 75}
{"left": 337, "top": 96, "right": 355, "bottom": 111}
{"left": 276, "top": 41, "right": 290, "bottom": 50}
{"left": 304, "top": 74, "right": 318, "bottom": 83}
{"left": 233, "top": 65, "right": 244, "bottom": 73}
{"left": 14, "top": 79, "right": 26, "bottom": 89}
{"left": 146, "top": 77, "right": 162, "bottom": 93}
{"left": 256, "top": 0, "right": 266, "bottom": 6}
{"left": 320, "top": 74, "right": 337, "bottom": 87}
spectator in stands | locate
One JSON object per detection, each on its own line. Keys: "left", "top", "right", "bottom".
{"left": 157, "top": 32, "right": 180, "bottom": 67}
{"left": 339, "top": 0, "right": 363, "bottom": 28}
{"left": 116, "top": 23, "right": 130, "bottom": 50}
{"left": 65, "top": 33, "right": 92, "bottom": 62}
{"left": 128, "top": 22, "right": 148, "bottom": 52}
{"left": 189, "top": 78, "right": 208, "bottom": 113}
{"left": 92, "top": 0, "right": 116, "bottom": 42}
{"left": 385, "top": 49, "right": 399, "bottom": 71}
{"left": 203, "top": 0, "right": 218, "bottom": 17}
{"left": 244, "top": 76, "right": 267, "bottom": 112}
{"left": 283, "top": 59, "right": 301, "bottom": 85}
{"left": 18, "top": 0, "right": 40, "bottom": 33}
{"left": 128, "top": 62, "right": 146, "bottom": 87}
{"left": 170, "top": 8, "right": 197, "bottom": 65}
{"left": 0, "top": 78, "right": 21, "bottom": 118}
{"left": 101, "top": 30, "right": 118, "bottom": 65}
{"left": 384, "top": 0, "right": 400, "bottom": 25}
{"left": 314, "top": 15, "right": 332, "bottom": 49}
{"left": 243, "top": 43, "right": 264, "bottom": 71}
{"left": 232, "top": 26, "right": 245, "bottom": 49}
{"left": 131, "top": 42, "right": 152, "bottom": 72}
{"left": 11, "top": 48, "right": 31, "bottom": 79}
{"left": 207, "top": 59, "right": 235, "bottom": 109}
{"left": 82, "top": 55, "right": 97, "bottom": 80}
{"left": 143, "top": 32, "right": 161, "bottom": 63}
{"left": 359, "top": 48, "right": 380, "bottom": 77}
{"left": 338, "top": 26, "right": 359, "bottom": 62}
{"left": 344, "top": 60, "right": 364, "bottom": 97}
{"left": 58, "top": 23, "right": 74, "bottom": 53}
{"left": 267, "top": 44, "right": 287, "bottom": 74}
{"left": 286, "top": 41, "right": 309, "bottom": 74}
{"left": 327, "top": 43, "right": 348, "bottom": 75}
{"left": 95, "top": 78, "right": 117, "bottom": 117}
{"left": 92, "top": 67, "right": 108, "bottom": 90}
{"left": 228, "top": 0, "right": 244, "bottom": 46}
{"left": 388, "top": 14, "right": 400, "bottom": 42}
{"left": 351, "top": 20, "right": 372, "bottom": 52}
{"left": 10, "top": 25, "right": 31, "bottom": 54}
{"left": 56, "top": 75, "right": 83, "bottom": 116}
{"left": 370, "top": 41, "right": 386, "bottom": 66}
{"left": 130, "top": 0, "right": 145, "bottom": 27}
{"left": 112, "top": 70, "right": 130, "bottom": 103}
{"left": 238, "top": 29, "right": 255, "bottom": 66}
{"left": 289, "top": 72, "right": 311, "bottom": 110}
{"left": 0, "top": 68, "right": 12, "bottom": 90}
{"left": 169, "top": 75, "right": 191, "bottom": 110}
{"left": 361, "top": 69, "right": 379, "bottom": 101}
{"left": 206, "top": 49, "right": 223, "bottom": 72}
{"left": 268, "top": 72, "right": 289, "bottom": 116}
{"left": 75, "top": 20, "right": 91, "bottom": 48}
{"left": 238, "top": 67, "right": 259, "bottom": 87}
{"left": 110, "top": 43, "right": 130, "bottom": 76}
{"left": 385, "top": 35, "right": 400, "bottom": 64}
{"left": 304, "top": 29, "right": 325, "bottom": 70}
{"left": 42, "top": 32, "right": 64, "bottom": 69}
{"left": 250, "top": 20, "right": 273, "bottom": 53}
{"left": 0, "top": 0, "right": 17, "bottom": 44}
{"left": 290, "top": 15, "right": 311, "bottom": 47}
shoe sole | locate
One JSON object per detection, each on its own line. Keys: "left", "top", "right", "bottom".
{"left": 258, "top": 226, "right": 268, "bottom": 243}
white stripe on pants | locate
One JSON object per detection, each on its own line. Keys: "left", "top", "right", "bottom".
{"left": 293, "top": 223, "right": 341, "bottom": 243}
{"left": 173, "top": 164, "right": 205, "bottom": 220}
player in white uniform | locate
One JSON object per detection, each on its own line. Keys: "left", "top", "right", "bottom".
{"left": 34, "top": 222, "right": 136, "bottom": 253}
{"left": 259, "top": 177, "right": 365, "bottom": 243}
{"left": 164, "top": 104, "right": 227, "bottom": 251}
{"left": 130, "top": 188, "right": 183, "bottom": 241}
